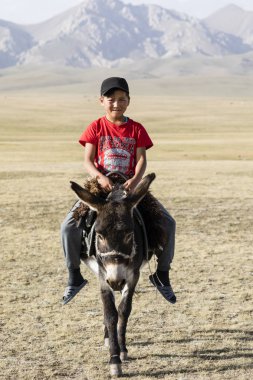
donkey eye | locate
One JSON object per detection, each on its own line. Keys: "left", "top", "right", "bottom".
{"left": 97, "top": 233, "right": 104, "bottom": 240}
{"left": 125, "top": 232, "right": 133, "bottom": 241}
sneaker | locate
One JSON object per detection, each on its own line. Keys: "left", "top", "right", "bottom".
{"left": 62, "top": 279, "right": 88, "bottom": 305}
{"left": 149, "top": 273, "right": 176, "bottom": 304}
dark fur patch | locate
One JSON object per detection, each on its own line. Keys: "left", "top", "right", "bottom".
{"left": 137, "top": 191, "right": 168, "bottom": 250}
{"left": 73, "top": 177, "right": 168, "bottom": 250}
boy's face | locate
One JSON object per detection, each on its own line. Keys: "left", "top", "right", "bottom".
{"left": 100, "top": 89, "right": 130, "bottom": 122}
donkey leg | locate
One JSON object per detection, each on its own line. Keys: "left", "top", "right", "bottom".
{"left": 104, "top": 325, "right": 109, "bottom": 347}
{"left": 101, "top": 288, "right": 122, "bottom": 377}
{"left": 118, "top": 285, "right": 136, "bottom": 361}
{"left": 103, "top": 291, "right": 115, "bottom": 347}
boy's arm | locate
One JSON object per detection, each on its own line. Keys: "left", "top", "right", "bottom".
{"left": 124, "top": 147, "right": 147, "bottom": 191}
{"left": 84, "top": 143, "right": 113, "bottom": 190}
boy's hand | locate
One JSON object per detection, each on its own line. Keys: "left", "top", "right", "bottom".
{"left": 97, "top": 175, "right": 113, "bottom": 191}
{"left": 123, "top": 177, "right": 140, "bottom": 192}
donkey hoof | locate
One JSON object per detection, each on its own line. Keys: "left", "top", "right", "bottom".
{"left": 104, "top": 338, "right": 110, "bottom": 347}
{"left": 110, "top": 363, "right": 122, "bottom": 377}
{"left": 120, "top": 351, "right": 128, "bottom": 361}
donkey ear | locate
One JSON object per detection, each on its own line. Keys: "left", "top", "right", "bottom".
{"left": 127, "top": 173, "right": 156, "bottom": 207}
{"left": 70, "top": 181, "right": 106, "bottom": 212}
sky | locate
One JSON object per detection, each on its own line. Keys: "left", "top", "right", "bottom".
{"left": 0, "top": 0, "right": 253, "bottom": 24}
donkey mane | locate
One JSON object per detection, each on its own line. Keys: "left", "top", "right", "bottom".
{"left": 73, "top": 177, "right": 168, "bottom": 250}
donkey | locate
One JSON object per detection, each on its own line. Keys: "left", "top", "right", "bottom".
{"left": 70, "top": 173, "right": 156, "bottom": 377}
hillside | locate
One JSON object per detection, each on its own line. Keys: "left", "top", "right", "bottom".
{"left": 0, "top": 0, "right": 251, "bottom": 69}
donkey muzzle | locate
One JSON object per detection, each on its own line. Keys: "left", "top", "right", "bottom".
{"left": 106, "top": 279, "right": 126, "bottom": 291}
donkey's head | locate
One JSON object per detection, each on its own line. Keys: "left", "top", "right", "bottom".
{"left": 70, "top": 173, "right": 155, "bottom": 290}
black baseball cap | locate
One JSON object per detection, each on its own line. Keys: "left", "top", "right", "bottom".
{"left": 100, "top": 77, "right": 129, "bottom": 96}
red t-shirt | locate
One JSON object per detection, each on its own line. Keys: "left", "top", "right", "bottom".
{"left": 79, "top": 116, "right": 153, "bottom": 178}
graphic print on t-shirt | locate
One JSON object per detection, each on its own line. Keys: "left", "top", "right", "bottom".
{"left": 98, "top": 136, "right": 136, "bottom": 176}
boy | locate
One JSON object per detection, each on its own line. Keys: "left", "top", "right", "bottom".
{"left": 61, "top": 77, "right": 176, "bottom": 305}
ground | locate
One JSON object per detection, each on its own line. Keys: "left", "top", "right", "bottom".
{"left": 0, "top": 89, "right": 252, "bottom": 379}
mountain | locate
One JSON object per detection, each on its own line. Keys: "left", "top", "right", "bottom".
{"left": 204, "top": 4, "right": 253, "bottom": 46}
{"left": 0, "top": 0, "right": 252, "bottom": 69}
{"left": 0, "top": 20, "right": 35, "bottom": 68}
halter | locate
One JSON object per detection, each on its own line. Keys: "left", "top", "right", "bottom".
{"left": 97, "top": 250, "right": 131, "bottom": 261}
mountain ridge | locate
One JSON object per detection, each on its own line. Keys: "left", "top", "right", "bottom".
{"left": 0, "top": 0, "right": 252, "bottom": 70}
{"left": 204, "top": 3, "right": 253, "bottom": 46}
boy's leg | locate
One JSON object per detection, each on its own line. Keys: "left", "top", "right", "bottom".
{"left": 61, "top": 201, "right": 88, "bottom": 304}
{"left": 156, "top": 203, "right": 175, "bottom": 271}
{"left": 149, "top": 202, "right": 177, "bottom": 304}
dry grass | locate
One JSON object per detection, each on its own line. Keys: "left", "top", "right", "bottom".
{"left": 0, "top": 89, "right": 252, "bottom": 379}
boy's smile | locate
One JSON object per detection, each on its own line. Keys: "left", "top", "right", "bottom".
{"left": 100, "top": 89, "right": 130, "bottom": 124}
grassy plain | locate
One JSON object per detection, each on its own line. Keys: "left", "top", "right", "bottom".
{"left": 0, "top": 79, "right": 253, "bottom": 379}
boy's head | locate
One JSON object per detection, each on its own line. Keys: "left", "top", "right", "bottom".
{"left": 100, "top": 77, "right": 129, "bottom": 98}
{"left": 100, "top": 77, "right": 130, "bottom": 122}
